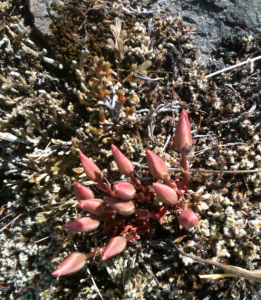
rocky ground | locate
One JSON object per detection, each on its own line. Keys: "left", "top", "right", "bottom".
{"left": 0, "top": 0, "right": 261, "bottom": 299}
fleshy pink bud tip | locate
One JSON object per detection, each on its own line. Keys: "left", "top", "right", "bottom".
{"left": 113, "top": 182, "right": 136, "bottom": 200}
{"left": 102, "top": 236, "right": 127, "bottom": 260}
{"left": 146, "top": 150, "right": 168, "bottom": 181}
{"left": 52, "top": 252, "right": 86, "bottom": 277}
{"left": 174, "top": 109, "right": 192, "bottom": 154}
{"left": 79, "top": 151, "right": 103, "bottom": 184}
{"left": 153, "top": 182, "right": 178, "bottom": 205}
{"left": 73, "top": 181, "right": 95, "bottom": 200}
{"left": 178, "top": 209, "right": 198, "bottom": 229}
{"left": 111, "top": 145, "right": 134, "bottom": 177}
{"left": 65, "top": 217, "right": 100, "bottom": 232}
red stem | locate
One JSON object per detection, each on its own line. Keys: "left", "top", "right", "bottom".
{"left": 178, "top": 152, "right": 189, "bottom": 189}
{"left": 95, "top": 213, "right": 114, "bottom": 222}
{"left": 85, "top": 247, "right": 104, "bottom": 260}
{"left": 97, "top": 181, "right": 118, "bottom": 197}
{"left": 125, "top": 234, "right": 135, "bottom": 242}
{"left": 107, "top": 190, "right": 118, "bottom": 197}
{"left": 159, "top": 204, "right": 169, "bottom": 225}
{"left": 164, "top": 178, "right": 183, "bottom": 197}
{"left": 130, "top": 173, "right": 146, "bottom": 194}
{"left": 175, "top": 201, "right": 187, "bottom": 210}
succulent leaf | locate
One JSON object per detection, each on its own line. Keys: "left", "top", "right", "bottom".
{"left": 103, "top": 196, "right": 135, "bottom": 216}
{"left": 153, "top": 182, "right": 178, "bottom": 205}
{"left": 102, "top": 236, "right": 127, "bottom": 260}
{"left": 65, "top": 217, "right": 100, "bottom": 232}
{"left": 111, "top": 145, "right": 134, "bottom": 177}
{"left": 178, "top": 209, "right": 198, "bottom": 229}
{"left": 52, "top": 252, "right": 86, "bottom": 277}
{"left": 174, "top": 109, "right": 192, "bottom": 153}
{"left": 77, "top": 199, "right": 106, "bottom": 215}
{"left": 113, "top": 182, "right": 136, "bottom": 200}
{"left": 73, "top": 182, "right": 95, "bottom": 200}
{"left": 146, "top": 150, "right": 168, "bottom": 181}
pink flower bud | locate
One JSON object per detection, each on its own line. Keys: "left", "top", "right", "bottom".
{"left": 153, "top": 182, "right": 178, "bottom": 205}
{"left": 77, "top": 199, "right": 106, "bottom": 215}
{"left": 146, "top": 150, "right": 168, "bottom": 181}
{"left": 178, "top": 209, "right": 198, "bottom": 229}
{"left": 102, "top": 236, "right": 127, "bottom": 260}
{"left": 113, "top": 182, "right": 136, "bottom": 200}
{"left": 52, "top": 252, "right": 86, "bottom": 277}
{"left": 103, "top": 196, "right": 135, "bottom": 216}
{"left": 111, "top": 145, "right": 134, "bottom": 177}
{"left": 174, "top": 109, "right": 192, "bottom": 153}
{"left": 79, "top": 151, "right": 103, "bottom": 184}
{"left": 65, "top": 217, "right": 100, "bottom": 232}
{"left": 73, "top": 182, "right": 95, "bottom": 200}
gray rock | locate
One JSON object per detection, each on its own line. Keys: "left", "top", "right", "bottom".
{"left": 167, "top": 0, "right": 261, "bottom": 61}
{"left": 28, "top": 0, "right": 56, "bottom": 43}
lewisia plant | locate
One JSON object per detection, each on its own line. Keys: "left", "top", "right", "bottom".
{"left": 52, "top": 109, "right": 198, "bottom": 277}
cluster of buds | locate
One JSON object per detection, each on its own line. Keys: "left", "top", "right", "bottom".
{"left": 52, "top": 110, "right": 198, "bottom": 277}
